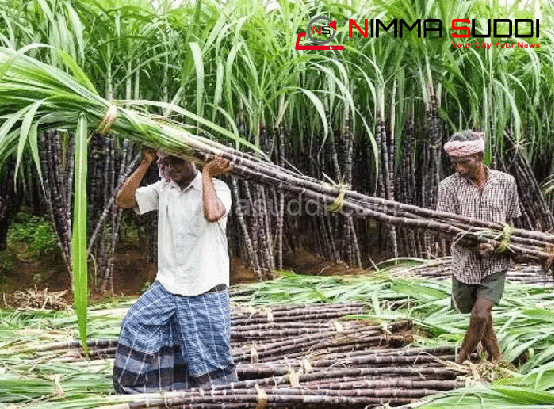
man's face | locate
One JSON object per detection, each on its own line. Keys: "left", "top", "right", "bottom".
{"left": 158, "top": 155, "right": 195, "bottom": 184}
{"left": 450, "top": 153, "right": 482, "bottom": 180}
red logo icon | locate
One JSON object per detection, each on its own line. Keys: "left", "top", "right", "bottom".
{"left": 296, "top": 16, "right": 344, "bottom": 51}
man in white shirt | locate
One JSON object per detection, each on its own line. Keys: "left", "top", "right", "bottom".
{"left": 113, "top": 149, "right": 236, "bottom": 393}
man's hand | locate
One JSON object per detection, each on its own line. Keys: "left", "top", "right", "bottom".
{"left": 478, "top": 241, "right": 495, "bottom": 257}
{"left": 142, "top": 148, "right": 157, "bottom": 165}
{"left": 202, "top": 156, "right": 233, "bottom": 177}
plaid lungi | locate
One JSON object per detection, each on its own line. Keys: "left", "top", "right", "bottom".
{"left": 113, "top": 281, "right": 237, "bottom": 394}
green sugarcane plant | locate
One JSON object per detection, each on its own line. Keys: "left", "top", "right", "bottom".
{"left": 0, "top": 45, "right": 257, "bottom": 351}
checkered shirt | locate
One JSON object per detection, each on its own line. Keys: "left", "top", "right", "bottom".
{"left": 437, "top": 169, "right": 522, "bottom": 284}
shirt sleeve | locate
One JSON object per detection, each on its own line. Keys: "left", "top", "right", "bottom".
{"left": 436, "top": 180, "right": 457, "bottom": 214}
{"left": 135, "top": 180, "right": 163, "bottom": 215}
{"left": 506, "top": 177, "right": 522, "bottom": 221}
{"left": 214, "top": 179, "right": 232, "bottom": 217}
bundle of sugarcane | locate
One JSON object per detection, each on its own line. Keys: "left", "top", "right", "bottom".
{"left": 0, "top": 321, "right": 470, "bottom": 408}
{"left": 1, "top": 48, "right": 554, "bottom": 271}
{"left": 233, "top": 324, "right": 413, "bottom": 364}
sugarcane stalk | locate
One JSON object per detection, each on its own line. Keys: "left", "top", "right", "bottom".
{"left": 231, "top": 178, "right": 262, "bottom": 280}
{"left": 87, "top": 153, "right": 141, "bottom": 255}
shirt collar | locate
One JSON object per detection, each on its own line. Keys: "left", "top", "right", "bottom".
{"left": 456, "top": 166, "right": 498, "bottom": 186}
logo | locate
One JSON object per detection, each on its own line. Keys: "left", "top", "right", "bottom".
{"left": 295, "top": 17, "right": 541, "bottom": 50}
{"left": 296, "top": 16, "right": 344, "bottom": 51}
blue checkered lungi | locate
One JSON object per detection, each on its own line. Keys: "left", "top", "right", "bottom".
{"left": 113, "top": 281, "right": 237, "bottom": 394}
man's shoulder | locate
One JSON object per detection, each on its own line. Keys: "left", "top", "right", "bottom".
{"left": 439, "top": 173, "right": 461, "bottom": 189}
{"left": 489, "top": 169, "right": 516, "bottom": 184}
{"left": 138, "top": 179, "right": 165, "bottom": 192}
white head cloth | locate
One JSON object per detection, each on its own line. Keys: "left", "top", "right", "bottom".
{"left": 443, "top": 132, "right": 485, "bottom": 157}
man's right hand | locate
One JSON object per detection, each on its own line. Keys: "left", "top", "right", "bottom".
{"left": 142, "top": 148, "right": 157, "bottom": 165}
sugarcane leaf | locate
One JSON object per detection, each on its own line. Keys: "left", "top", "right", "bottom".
{"left": 64, "top": 2, "right": 85, "bottom": 63}
{"left": 224, "top": 41, "right": 242, "bottom": 115}
{"left": 0, "top": 106, "right": 31, "bottom": 140}
{"left": 508, "top": 336, "right": 550, "bottom": 366}
{"left": 127, "top": 100, "right": 262, "bottom": 154}
{"left": 297, "top": 88, "right": 328, "bottom": 138}
{"left": 0, "top": 43, "right": 45, "bottom": 82}
{"left": 211, "top": 59, "right": 225, "bottom": 123}
{"left": 189, "top": 42, "right": 205, "bottom": 119}
{"left": 0, "top": 129, "right": 19, "bottom": 172}
{"left": 206, "top": 103, "right": 240, "bottom": 136}
{"left": 391, "top": 281, "right": 449, "bottom": 301}
{"left": 27, "top": 121, "right": 44, "bottom": 189}
{"left": 521, "top": 308, "right": 554, "bottom": 322}
{"left": 72, "top": 113, "right": 88, "bottom": 354}
{"left": 493, "top": 385, "right": 554, "bottom": 404}
{"left": 522, "top": 364, "right": 554, "bottom": 390}
{"left": 14, "top": 99, "right": 44, "bottom": 181}
{"left": 371, "top": 291, "right": 381, "bottom": 315}
{"left": 521, "top": 345, "right": 554, "bottom": 374}
{"left": 54, "top": 49, "right": 98, "bottom": 95}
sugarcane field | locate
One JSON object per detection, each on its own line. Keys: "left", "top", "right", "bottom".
{"left": 2, "top": 0, "right": 554, "bottom": 408}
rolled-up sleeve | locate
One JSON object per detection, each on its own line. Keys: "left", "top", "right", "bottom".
{"left": 135, "top": 181, "right": 163, "bottom": 215}
{"left": 214, "top": 180, "right": 232, "bottom": 217}
{"left": 506, "top": 177, "right": 522, "bottom": 221}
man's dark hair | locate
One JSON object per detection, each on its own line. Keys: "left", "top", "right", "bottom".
{"left": 448, "top": 130, "right": 482, "bottom": 143}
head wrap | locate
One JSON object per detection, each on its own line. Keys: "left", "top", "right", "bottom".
{"left": 443, "top": 131, "right": 485, "bottom": 157}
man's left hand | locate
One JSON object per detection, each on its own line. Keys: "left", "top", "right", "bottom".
{"left": 478, "top": 241, "right": 495, "bottom": 256}
{"left": 203, "top": 156, "right": 233, "bottom": 177}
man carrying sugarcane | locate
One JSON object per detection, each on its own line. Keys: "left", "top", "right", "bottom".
{"left": 113, "top": 149, "right": 237, "bottom": 393}
{"left": 437, "top": 130, "right": 521, "bottom": 363}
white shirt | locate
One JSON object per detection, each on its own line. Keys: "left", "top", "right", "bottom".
{"left": 135, "top": 172, "right": 232, "bottom": 296}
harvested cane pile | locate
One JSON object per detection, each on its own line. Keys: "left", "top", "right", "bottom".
{"left": 5, "top": 272, "right": 554, "bottom": 408}
{"left": 24, "top": 302, "right": 465, "bottom": 408}
{"left": 384, "top": 258, "right": 554, "bottom": 285}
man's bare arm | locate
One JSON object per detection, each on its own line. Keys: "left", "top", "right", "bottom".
{"left": 116, "top": 149, "right": 157, "bottom": 209}
{"left": 201, "top": 157, "right": 232, "bottom": 222}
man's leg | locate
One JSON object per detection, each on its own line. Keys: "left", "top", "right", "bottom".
{"left": 475, "top": 270, "right": 506, "bottom": 362}
{"left": 457, "top": 298, "right": 493, "bottom": 363}
{"left": 451, "top": 275, "right": 476, "bottom": 363}
{"left": 174, "top": 286, "right": 237, "bottom": 388}
{"left": 481, "top": 313, "right": 501, "bottom": 361}
{"left": 113, "top": 282, "right": 176, "bottom": 394}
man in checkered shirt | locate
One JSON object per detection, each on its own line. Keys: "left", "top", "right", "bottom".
{"left": 437, "top": 130, "right": 521, "bottom": 363}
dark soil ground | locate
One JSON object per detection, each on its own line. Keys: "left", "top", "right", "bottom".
{"left": 0, "top": 246, "right": 381, "bottom": 308}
